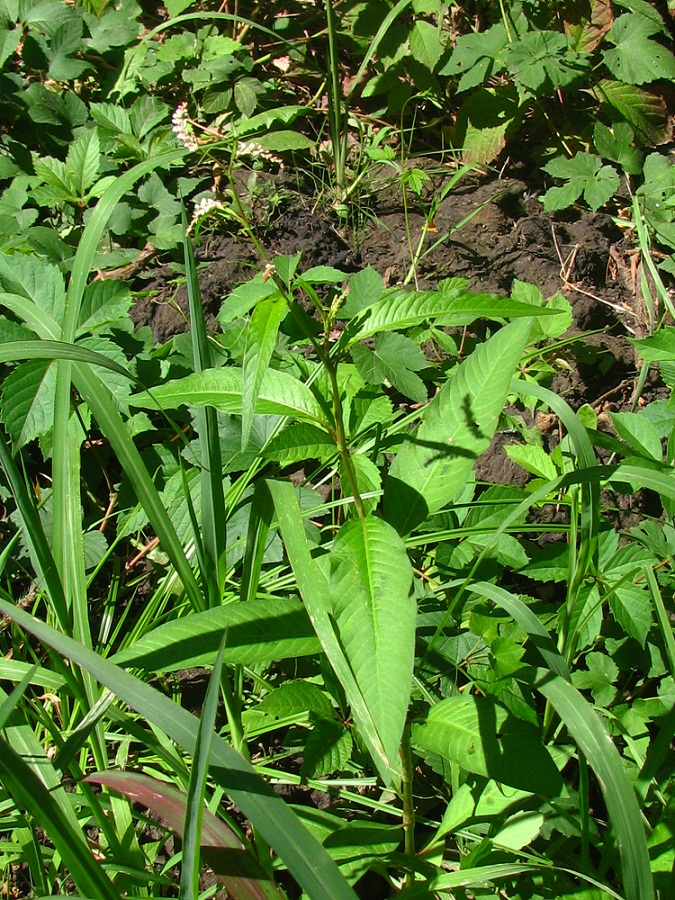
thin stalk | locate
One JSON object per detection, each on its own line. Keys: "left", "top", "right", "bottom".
{"left": 325, "top": 0, "right": 347, "bottom": 198}
{"left": 400, "top": 722, "right": 416, "bottom": 889}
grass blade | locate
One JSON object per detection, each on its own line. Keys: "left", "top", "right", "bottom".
{"left": 0, "top": 597, "right": 357, "bottom": 900}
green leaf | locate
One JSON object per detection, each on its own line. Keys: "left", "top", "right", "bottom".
{"left": 409, "top": 19, "right": 443, "bottom": 70}
{"left": 338, "top": 453, "right": 381, "bottom": 515}
{"left": 603, "top": 14, "right": 675, "bottom": 85}
{"left": 346, "top": 288, "right": 554, "bottom": 344}
{"left": 455, "top": 86, "right": 522, "bottom": 165}
{"left": 301, "top": 719, "right": 353, "bottom": 779}
{"left": 504, "top": 443, "right": 558, "bottom": 481}
{"left": 352, "top": 332, "right": 427, "bottom": 404}
{"left": 0, "top": 598, "right": 356, "bottom": 900}
{"left": 0, "top": 252, "right": 65, "bottom": 330}
{"left": 608, "top": 583, "right": 652, "bottom": 648}
{"left": 572, "top": 651, "right": 619, "bottom": 706}
{"left": 610, "top": 411, "right": 663, "bottom": 461}
{"left": 263, "top": 423, "right": 336, "bottom": 466}
{"left": 412, "top": 694, "right": 562, "bottom": 796}
{"left": 340, "top": 266, "right": 384, "bottom": 318}
{"left": 77, "top": 280, "right": 132, "bottom": 336}
{"left": 111, "top": 598, "right": 320, "bottom": 672}
{"left": 328, "top": 515, "right": 415, "bottom": 773}
{"left": 268, "top": 481, "right": 395, "bottom": 785}
{"left": 505, "top": 31, "right": 586, "bottom": 95}
{"left": 255, "top": 130, "right": 314, "bottom": 152}
{"left": 531, "top": 669, "right": 654, "bottom": 900}
{"left": 593, "top": 121, "right": 642, "bottom": 175}
{"left": 66, "top": 128, "right": 100, "bottom": 197}
{"left": 385, "top": 319, "right": 531, "bottom": 535}
{"left": 439, "top": 23, "right": 508, "bottom": 92}
{"left": 542, "top": 152, "right": 619, "bottom": 212}
{"left": 0, "top": 359, "right": 55, "bottom": 450}
{"left": 131, "top": 367, "right": 327, "bottom": 424}
{"left": 217, "top": 276, "right": 279, "bottom": 323}
{"left": 242, "top": 295, "right": 286, "bottom": 449}
{"left": 0, "top": 737, "right": 121, "bottom": 900}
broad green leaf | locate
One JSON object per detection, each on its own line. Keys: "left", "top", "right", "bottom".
{"left": 0, "top": 253, "right": 65, "bottom": 328}
{"left": 630, "top": 326, "right": 675, "bottom": 362}
{"left": 346, "top": 289, "right": 554, "bottom": 344}
{"left": 603, "top": 14, "right": 675, "bottom": 85}
{"left": 242, "top": 295, "right": 287, "bottom": 449}
{"left": 412, "top": 694, "right": 562, "bottom": 795}
{"left": 385, "top": 319, "right": 531, "bottom": 535}
{"left": 130, "top": 367, "right": 327, "bottom": 424}
{"left": 255, "top": 130, "right": 314, "bottom": 152}
{"left": 608, "top": 583, "right": 653, "bottom": 648}
{"left": 255, "top": 681, "right": 335, "bottom": 720}
{"left": 571, "top": 651, "right": 619, "bottom": 706}
{"left": 263, "top": 423, "right": 336, "bottom": 466}
{"left": 295, "top": 265, "right": 346, "bottom": 284}
{"left": 542, "top": 152, "right": 619, "bottom": 212}
{"left": 85, "top": 771, "right": 282, "bottom": 899}
{"left": 76, "top": 279, "right": 132, "bottom": 336}
{"left": 504, "top": 444, "right": 558, "bottom": 481}
{"left": 110, "top": 598, "right": 320, "bottom": 671}
{"left": 268, "top": 480, "right": 394, "bottom": 785}
{"left": 352, "top": 332, "right": 427, "bottom": 404}
{"left": 328, "top": 515, "right": 415, "bottom": 773}
{"left": 0, "top": 359, "right": 55, "bottom": 450}
{"left": 66, "top": 128, "right": 100, "bottom": 197}
{"left": 455, "top": 86, "right": 522, "bottom": 164}
{"left": 610, "top": 411, "right": 663, "bottom": 461}
{"left": 593, "top": 121, "right": 642, "bottom": 175}
{"left": 338, "top": 453, "right": 381, "bottom": 515}
{"left": 301, "top": 719, "right": 353, "bottom": 779}
{"left": 409, "top": 19, "right": 443, "bottom": 69}
{"left": 217, "top": 277, "right": 280, "bottom": 323}
{"left": 506, "top": 30, "right": 586, "bottom": 94}
{"left": 340, "top": 266, "right": 383, "bottom": 318}
{"left": 439, "top": 23, "right": 508, "bottom": 92}
{"left": 596, "top": 78, "right": 670, "bottom": 146}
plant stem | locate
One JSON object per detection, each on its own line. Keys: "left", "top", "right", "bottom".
{"left": 400, "top": 721, "right": 416, "bottom": 889}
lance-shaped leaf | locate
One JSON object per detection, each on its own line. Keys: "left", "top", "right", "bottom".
{"left": 329, "top": 516, "right": 415, "bottom": 774}
{"left": 242, "top": 294, "right": 287, "bottom": 450}
{"left": 85, "top": 771, "right": 283, "bottom": 899}
{"left": 345, "top": 288, "right": 555, "bottom": 344}
{"left": 110, "top": 598, "right": 321, "bottom": 672}
{"left": 131, "top": 367, "right": 326, "bottom": 425}
{"left": 385, "top": 319, "right": 531, "bottom": 535}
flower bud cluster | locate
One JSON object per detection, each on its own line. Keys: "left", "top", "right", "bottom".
{"left": 171, "top": 102, "right": 199, "bottom": 152}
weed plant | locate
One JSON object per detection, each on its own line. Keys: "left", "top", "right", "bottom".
{"left": 0, "top": 2, "right": 675, "bottom": 899}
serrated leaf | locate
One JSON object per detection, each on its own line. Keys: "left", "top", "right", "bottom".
{"left": 608, "top": 584, "right": 652, "bottom": 648}
{"left": 412, "top": 694, "right": 562, "bottom": 795}
{"left": 77, "top": 336, "right": 133, "bottom": 410}
{"left": 341, "top": 266, "right": 384, "bottom": 318}
{"left": 263, "top": 423, "right": 336, "bottom": 466}
{"left": 65, "top": 128, "right": 99, "bottom": 197}
{"left": 347, "top": 288, "right": 554, "bottom": 344}
{"left": 217, "top": 277, "right": 279, "bottom": 323}
{"left": 131, "top": 367, "right": 327, "bottom": 424}
{"left": 352, "top": 332, "right": 427, "bottom": 404}
{"left": 242, "top": 295, "right": 287, "bottom": 449}
{"left": 455, "top": 87, "right": 521, "bottom": 165}
{"left": 409, "top": 19, "right": 443, "bottom": 70}
{"left": 571, "top": 651, "right": 619, "bottom": 706}
{"left": 338, "top": 453, "right": 381, "bottom": 515}
{"left": 385, "top": 319, "right": 531, "bottom": 535}
{"left": 593, "top": 121, "right": 642, "bottom": 174}
{"left": 111, "top": 598, "right": 320, "bottom": 671}
{"left": 1, "top": 358, "right": 55, "bottom": 450}
{"left": 504, "top": 444, "right": 558, "bottom": 481}
{"left": 542, "top": 152, "right": 618, "bottom": 211}
{"left": 610, "top": 411, "right": 663, "bottom": 461}
{"left": 439, "top": 23, "right": 508, "bottom": 92}
{"left": 506, "top": 30, "right": 584, "bottom": 94}
{"left": 301, "top": 719, "right": 353, "bottom": 779}
{"left": 596, "top": 78, "right": 670, "bottom": 146}
{"left": 603, "top": 14, "right": 675, "bottom": 85}
{"left": 328, "top": 516, "right": 415, "bottom": 773}
{"left": 256, "top": 681, "right": 335, "bottom": 720}
{"left": 77, "top": 279, "right": 132, "bottom": 336}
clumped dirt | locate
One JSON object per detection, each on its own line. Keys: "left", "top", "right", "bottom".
{"left": 129, "top": 162, "right": 657, "bottom": 495}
